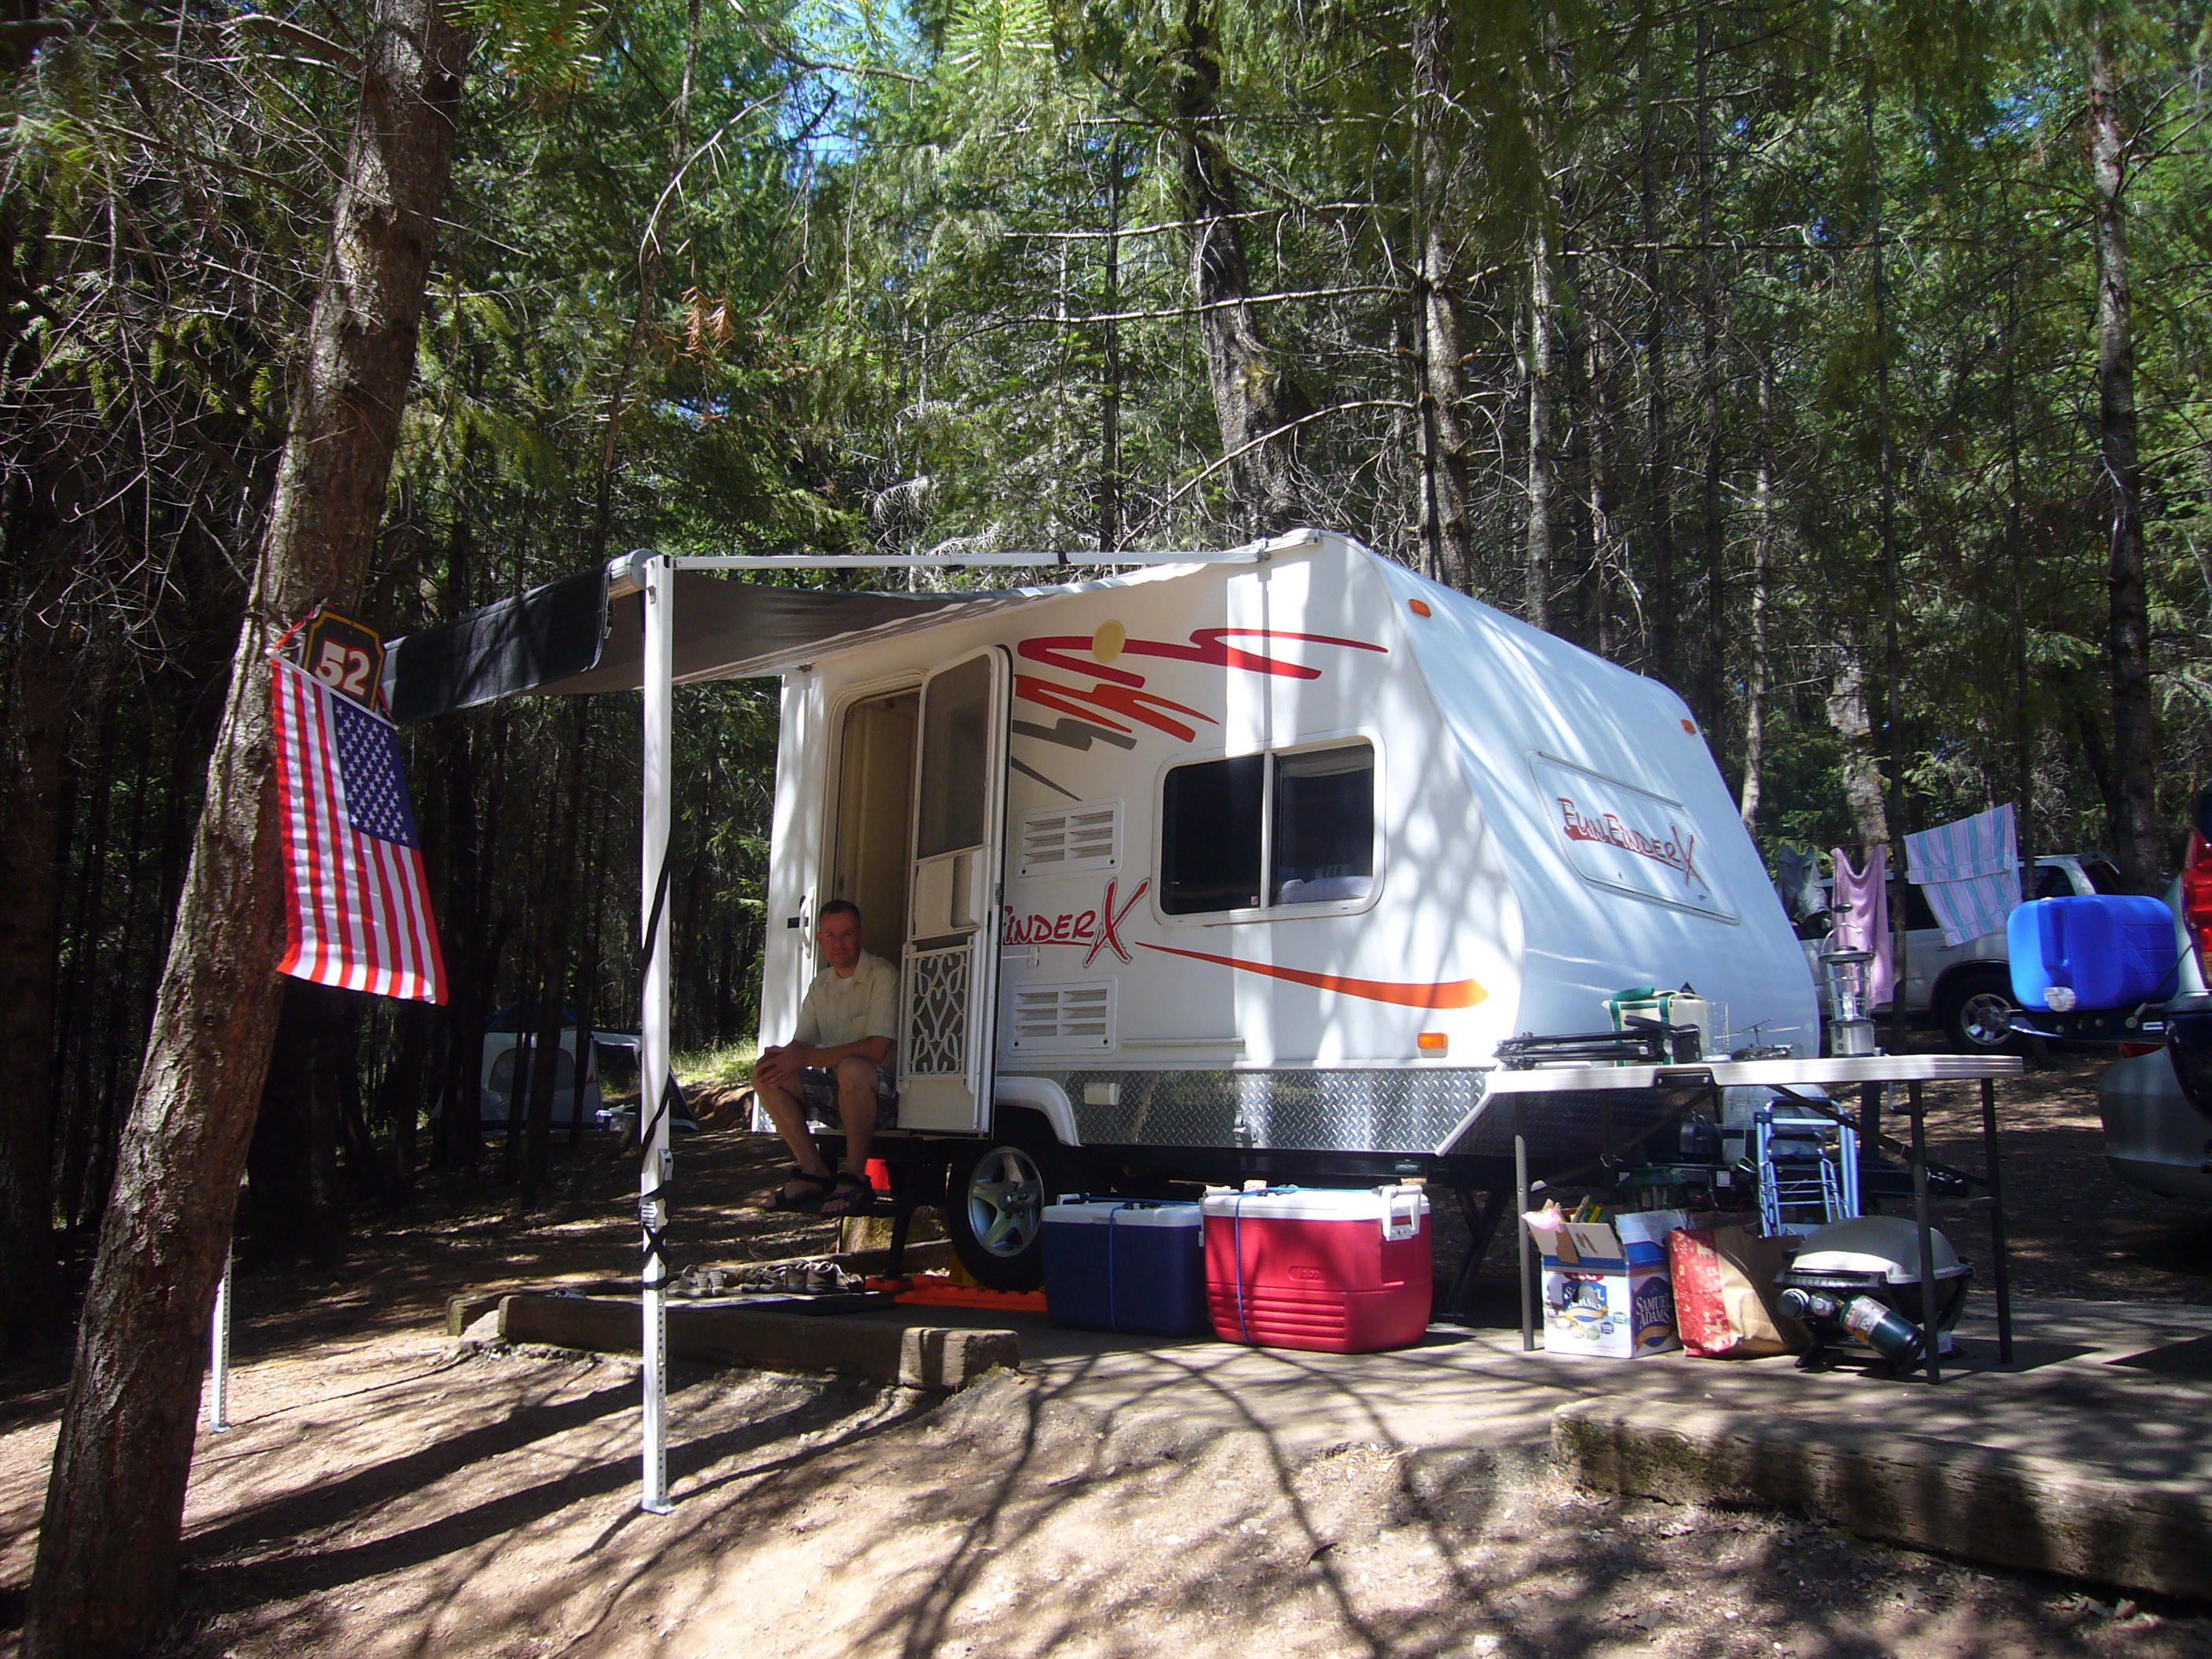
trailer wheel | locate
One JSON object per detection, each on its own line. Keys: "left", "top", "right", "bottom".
{"left": 1937, "top": 966, "right": 2023, "bottom": 1055}
{"left": 945, "top": 1114, "right": 1080, "bottom": 1291}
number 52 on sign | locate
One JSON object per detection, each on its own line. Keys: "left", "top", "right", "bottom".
{"left": 302, "top": 608, "right": 385, "bottom": 710}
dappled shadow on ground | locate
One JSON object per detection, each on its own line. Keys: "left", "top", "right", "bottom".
{"left": 2, "top": 1306, "right": 2173, "bottom": 1659}
{"left": 3, "top": 1063, "right": 2210, "bottom": 1657}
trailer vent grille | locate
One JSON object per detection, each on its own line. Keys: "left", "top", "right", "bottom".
{"left": 1016, "top": 800, "right": 1121, "bottom": 880}
{"left": 1006, "top": 979, "right": 1118, "bottom": 1055}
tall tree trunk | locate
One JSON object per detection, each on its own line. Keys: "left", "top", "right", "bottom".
{"left": 1739, "top": 362, "right": 1772, "bottom": 833}
{"left": 24, "top": 0, "right": 469, "bottom": 1646}
{"left": 1526, "top": 222, "right": 1554, "bottom": 628}
{"left": 568, "top": 771, "right": 611, "bottom": 1149}
{"left": 2005, "top": 193, "right": 2034, "bottom": 879}
{"left": 1694, "top": 8, "right": 1727, "bottom": 739}
{"left": 1588, "top": 331, "right": 1621, "bottom": 661}
{"left": 592, "top": 0, "right": 699, "bottom": 560}
{"left": 1098, "top": 137, "right": 1126, "bottom": 552}
{"left": 1412, "top": 0, "right": 1470, "bottom": 587}
{"left": 2089, "top": 26, "right": 2158, "bottom": 891}
{"left": 1828, "top": 653, "right": 1891, "bottom": 849}
{"left": 53, "top": 690, "right": 117, "bottom": 1243}
{"left": 1639, "top": 58, "right": 1677, "bottom": 685}
{"left": 522, "top": 696, "right": 591, "bottom": 1199}
{"left": 1175, "top": 0, "right": 1310, "bottom": 539}
{"left": 1865, "top": 75, "right": 1908, "bottom": 1046}
{"left": 0, "top": 498, "right": 72, "bottom": 1352}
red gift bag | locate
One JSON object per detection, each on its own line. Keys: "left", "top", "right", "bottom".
{"left": 1667, "top": 1225, "right": 1810, "bottom": 1358}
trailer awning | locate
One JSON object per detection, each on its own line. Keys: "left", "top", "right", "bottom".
{"left": 385, "top": 569, "right": 1042, "bottom": 723}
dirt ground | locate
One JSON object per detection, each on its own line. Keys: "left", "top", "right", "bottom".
{"left": 2, "top": 1049, "right": 2210, "bottom": 1658}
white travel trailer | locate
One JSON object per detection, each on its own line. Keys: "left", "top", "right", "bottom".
{"left": 390, "top": 529, "right": 1816, "bottom": 1290}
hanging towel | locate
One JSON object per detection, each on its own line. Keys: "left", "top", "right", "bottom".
{"left": 1776, "top": 845, "right": 1825, "bottom": 921}
{"left": 1904, "top": 804, "right": 2021, "bottom": 948}
{"left": 1829, "top": 845, "right": 1894, "bottom": 1009}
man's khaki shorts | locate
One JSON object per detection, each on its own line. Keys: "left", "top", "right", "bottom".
{"left": 801, "top": 1064, "right": 899, "bottom": 1130}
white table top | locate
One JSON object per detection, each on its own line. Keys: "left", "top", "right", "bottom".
{"left": 1482, "top": 1053, "right": 2023, "bottom": 1094}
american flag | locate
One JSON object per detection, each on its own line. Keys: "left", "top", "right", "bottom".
{"left": 271, "top": 656, "right": 446, "bottom": 1002}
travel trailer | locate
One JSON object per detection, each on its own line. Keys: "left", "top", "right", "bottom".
{"left": 390, "top": 529, "right": 1818, "bottom": 1287}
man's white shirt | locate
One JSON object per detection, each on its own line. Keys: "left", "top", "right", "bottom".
{"left": 792, "top": 950, "right": 900, "bottom": 1057}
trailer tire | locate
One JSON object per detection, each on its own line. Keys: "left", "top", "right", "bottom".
{"left": 945, "top": 1112, "right": 1082, "bottom": 1291}
{"left": 1937, "top": 965, "right": 2023, "bottom": 1056}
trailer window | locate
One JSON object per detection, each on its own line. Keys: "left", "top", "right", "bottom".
{"left": 1160, "top": 756, "right": 1265, "bottom": 914}
{"left": 1271, "top": 744, "right": 1375, "bottom": 905}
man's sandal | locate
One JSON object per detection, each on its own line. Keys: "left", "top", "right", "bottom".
{"left": 818, "top": 1170, "right": 877, "bottom": 1219}
{"left": 765, "top": 1170, "right": 835, "bottom": 1213}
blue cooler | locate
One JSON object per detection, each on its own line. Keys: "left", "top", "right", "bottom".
{"left": 1042, "top": 1199, "right": 1209, "bottom": 1335}
{"left": 2009, "top": 895, "right": 2179, "bottom": 1012}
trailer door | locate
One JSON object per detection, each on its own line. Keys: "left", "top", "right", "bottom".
{"left": 898, "top": 648, "right": 1011, "bottom": 1133}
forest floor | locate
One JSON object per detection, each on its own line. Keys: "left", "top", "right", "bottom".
{"left": 0, "top": 1044, "right": 2210, "bottom": 1657}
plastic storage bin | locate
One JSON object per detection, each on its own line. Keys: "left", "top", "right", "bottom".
{"left": 2008, "top": 895, "right": 2179, "bottom": 1012}
{"left": 1200, "top": 1185, "right": 1431, "bottom": 1353}
{"left": 1042, "top": 1199, "right": 1209, "bottom": 1336}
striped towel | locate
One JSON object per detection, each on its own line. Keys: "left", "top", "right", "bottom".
{"left": 1904, "top": 805, "right": 2020, "bottom": 948}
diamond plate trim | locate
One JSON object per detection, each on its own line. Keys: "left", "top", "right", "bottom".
{"left": 1447, "top": 1087, "right": 1688, "bottom": 1164}
{"left": 906, "top": 946, "right": 970, "bottom": 1076}
{"left": 1057, "top": 1068, "right": 1484, "bottom": 1152}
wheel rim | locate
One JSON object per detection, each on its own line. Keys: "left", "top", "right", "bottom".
{"left": 965, "top": 1145, "right": 1046, "bottom": 1258}
{"left": 1959, "top": 990, "right": 2017, "bottom": 1048}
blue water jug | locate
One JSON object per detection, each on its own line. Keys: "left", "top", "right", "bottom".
{"left": 2008, "top": 895, "right": 2178, "bottom": 1013}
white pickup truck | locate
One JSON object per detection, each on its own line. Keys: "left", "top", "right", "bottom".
{"left": 1801, "top": 852, "right": 2127, "bottom": 1053}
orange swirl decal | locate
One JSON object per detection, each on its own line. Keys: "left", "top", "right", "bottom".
{"left": 1134, "top": 942, "right": 1486, "bottom": 1009}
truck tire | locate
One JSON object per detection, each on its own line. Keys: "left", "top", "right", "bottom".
{"left": 944, "top": 1111, "right": 1084, "bottom": 1291}
{"left": 1937, "top": 965, "right": 2023, "bottom": 1055}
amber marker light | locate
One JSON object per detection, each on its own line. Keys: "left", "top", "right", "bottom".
{"left": 1409, "top": 598, "right": 1432, "bottom": 617}
{"left": 1417, "top": 1031, "right": 1448, "bottom": 1055}
{"left": 1681, "top": 718, "right": 1697, "bottom": 733}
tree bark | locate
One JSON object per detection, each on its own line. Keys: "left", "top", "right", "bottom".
{"left": 1739, "top": 361, "right": 1772, "bottom": 833}
{"left": 0, "top": 489, "right": 73, "bottom": 1353}
{"left": 1526, "top": 221, "right": 1554, "bottom": 628}
{"left": 1412, "top": 0, "right": 1470, "bottom": 588}
{"left": 522, "top": 695, "right": 591, "bottom": 1199}
{"left": 2005, "top": 190, "right": 2034, "bottom": 879}
{"left": 1098, "top": 137, "right": 1126, "bottom": 552}
{"left": 1827, "top": 654, "right": 1890, "bottom": 848}
{"left": 1865, "top": 75, "right": 1909, "bottom": 1048}
{"left": 1175, "top": 0, "right": 1310, "bottom": 540}
{"left": 591, "top": 0, "right": 699, "bottom": 560}
{"left": 2089, "top": 26, "right": 2158, "bottom": 891}
{"left": 24, "top": 0, "right": 469, "bottom": 1646}
{"left": 1694, "top": 8, "right": 1727, "bottom": 740}
{"left": 1639, "top": 63, "right": 1677, "bottom": 687}
{"left": 1587, "top": 331, "right": 1621, "bottom": 661}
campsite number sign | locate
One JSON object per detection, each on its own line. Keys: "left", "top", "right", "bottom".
{"left": 303, "top": 609, "right": 386, "bottom": 712}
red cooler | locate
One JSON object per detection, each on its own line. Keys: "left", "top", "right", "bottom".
{"left": 1200, "top": 1185, "right": 1432, "bottom": 1353}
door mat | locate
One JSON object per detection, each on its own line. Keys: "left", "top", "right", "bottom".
{"left": 868, "top": 1273, "right": 1049, "bottom": 1313}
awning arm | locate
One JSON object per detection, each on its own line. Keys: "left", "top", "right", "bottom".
{"left": 602, "top": 529, "right": 1313, "bottom": 593}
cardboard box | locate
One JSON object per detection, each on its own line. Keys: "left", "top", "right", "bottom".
{"left": 1524, "top": 1209, "right": 1686, "bottom": 1358}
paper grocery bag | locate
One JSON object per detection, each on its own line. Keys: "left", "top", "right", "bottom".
{"left": 1667, "top": 1225, "right": 1811, "bottom": 1358}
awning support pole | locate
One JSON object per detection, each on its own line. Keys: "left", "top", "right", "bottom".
{"left": 207, "top": 1243, "right": 232, "bottom": 1432}
{"left": 639, "top": 552, "right": 675, "bottom": 1513}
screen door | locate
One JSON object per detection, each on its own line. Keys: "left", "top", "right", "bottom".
{"left": 898, "top": 648, "right": 1011, "bottom": 1132}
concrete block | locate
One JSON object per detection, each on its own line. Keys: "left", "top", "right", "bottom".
{"left": 446, "top": 1292, "right": 508, "bottom": 1336}
{"left": 1554, "top": 1398, "right": 2212, "bottom": 1599}
{"left": 493, "top": 1293, "right": 1016, "bottom": 1391}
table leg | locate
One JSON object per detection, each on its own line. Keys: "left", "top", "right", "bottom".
{"left": 1517, "top": 1100, "right": 1533, "bottom": 1353}
{"left": 1910, "top": 1081, "right": 1939, "bottom": 1383}
{"left": 1859, "top": 1083, "right": 1882, "bottom": 1212}
{"left": 1982, "top": 1077, "right": 2012, "bottom": 1363}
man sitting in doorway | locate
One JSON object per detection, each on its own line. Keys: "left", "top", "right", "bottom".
{"left": 754, "top": 899, "right": 899, "bottom": 1218}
